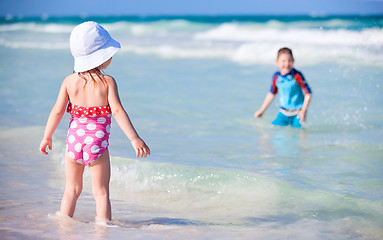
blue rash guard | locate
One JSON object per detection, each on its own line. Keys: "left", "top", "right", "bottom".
{"left": 270, "top": 68, "right": 312, "bottom": 111}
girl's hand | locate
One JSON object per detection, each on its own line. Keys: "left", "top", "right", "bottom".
{"left": 39, "top": 138, "right": 52, "bottom": 155}
{"left": 131, "top": 137, "right": 150, "bottom": 158}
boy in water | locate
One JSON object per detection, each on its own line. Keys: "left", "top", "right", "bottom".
{"left": 254, "top": 47, "right": 312, "bottom": 128}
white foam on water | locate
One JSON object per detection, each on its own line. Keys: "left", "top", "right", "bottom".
{"left": 109, "top": 157, "right": 280, "bottom": 222}
{"left": 0, "top": 37, "right": 68, "bottom": 49}
{"left": 194, "top": 23, "right": 383, "bottom": 47}
{"left": 0, "top": 114, "right": 381, "bottom": 239}
{"left": 122, "top": 44, "right": 234, "bottom": 59}
{"left": 1, "top": 20, "right": 381, "bottom": 66}
{"left": 0, "top": 22, "right": 73, "bottom": 33}
{"left": 43, "top": 137, "right": 383, "bottom": 234}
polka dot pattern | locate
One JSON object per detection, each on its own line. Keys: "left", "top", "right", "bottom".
{"left": 95, "top": 131, "right": 105, "bottom": 139}
{"left": 87, "top": 123, "right": 96, "bottom": 130}
{"left": 98, "top": 117, "right": 106, "bottom": 124}
{"left": 84, "top": 136, "right": 93, "bottom": 144}
{"left": 76, "top": 129, "right": 85, "bottom": 136}
{"left": 68, "top": 135, "right": 75, "bottom": 143}
{"left": 74, "top": 143, "right": 82, "bottom": 152}
{"left": 91, "top": 145, "right": 100, "bottom": 154}
{"left": 79, "top": 117, "right": 87, "bottom": 123}
{"left": 68, "top": 151, "right": 75, "bottom": 159}
{"left": 66, "top": 113, "right": 111, "bottom": 165}
{"left": 67, "top": 103, "right": 111, "bottom": 117}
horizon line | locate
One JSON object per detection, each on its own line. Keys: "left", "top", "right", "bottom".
{"left": 1, "top": 13, "right": 383, "bottom": 20}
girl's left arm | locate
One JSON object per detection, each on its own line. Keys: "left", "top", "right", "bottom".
{"left": 39, "top": 78, "right": 69, "bottom": 155}
{"left": 106, "top": 76, "right": 150, "bottom": 158}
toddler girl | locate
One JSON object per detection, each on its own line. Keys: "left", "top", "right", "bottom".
{"left": 39, "top": 21, "right": 150, "bottom": 224}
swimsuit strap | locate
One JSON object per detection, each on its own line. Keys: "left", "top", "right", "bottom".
{"left": 67, "top": 103, "right": 112, "bottom": 117}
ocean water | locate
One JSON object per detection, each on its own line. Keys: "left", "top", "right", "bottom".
{"left": 0, "top": 15, "right": 383, "bottom": 239}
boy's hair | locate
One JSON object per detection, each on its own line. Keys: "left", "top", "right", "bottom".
{"left": 277, "top": 47, "right": 294, "bottom": 60}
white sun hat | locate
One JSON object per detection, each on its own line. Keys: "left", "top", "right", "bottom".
{"left": 70, "top": 21, "right": 121, "bottom": 72}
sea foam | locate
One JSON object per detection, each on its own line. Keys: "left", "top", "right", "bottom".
{"left": 1, "top": 20, "right": 382, "bottom": 66}
{"left": 194, "top": 23, "right": 383, "bottom": 47}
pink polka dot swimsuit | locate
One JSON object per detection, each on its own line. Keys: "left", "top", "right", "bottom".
{"left": 66, "top": 103, "right": 112, "bottom": 165}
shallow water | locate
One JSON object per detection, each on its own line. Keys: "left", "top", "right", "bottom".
{"left": 0, "top": 15, "right": 383, "bottom": 239}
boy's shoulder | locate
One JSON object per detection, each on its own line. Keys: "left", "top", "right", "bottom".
{"left": 292, "top": 68, "right": 305, "bottom": 78}
{"left": 272, "top": 71, "right": 280, "bottom": 76}
{"left": 272, "top": 71, "right": 280, "bottom": 80}
{"left": 272, "top": 69, "right": 306, "bottom": 82}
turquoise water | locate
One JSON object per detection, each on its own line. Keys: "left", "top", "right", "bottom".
{"left": 0, "top": 16, "right": 383, "bottom": 239}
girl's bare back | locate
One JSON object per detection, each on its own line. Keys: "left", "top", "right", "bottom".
{"left": 66, "top": 71, "right": 110, "bottom": 107}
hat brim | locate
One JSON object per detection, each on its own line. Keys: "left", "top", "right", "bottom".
{"left": 74, "top": 37, "right": 121, "bottom": 72}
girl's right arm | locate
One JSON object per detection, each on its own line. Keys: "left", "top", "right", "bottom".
{"left": 39, "top": 78, "right": 69, "bottom": 155}
{"left": 254, "top": 92, "right": 275, "bottom": 118}
{"left": 106, "top": 76, "right": 150, "bottom": 158}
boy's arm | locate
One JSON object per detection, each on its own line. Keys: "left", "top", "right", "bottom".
{"left": 294, "top": 71, "right": 312, "bottom": 123}
{"left": 106, "top": 76, "right": 150, "bottom": 158}
{"left": 254, "top": 92, "right": 275, "bottom": 118}
{"left": 298, "top": 93, "right": 312, "bottom": 123}
{"left": 40, "top": 78, "right": 69, "bottom": 154}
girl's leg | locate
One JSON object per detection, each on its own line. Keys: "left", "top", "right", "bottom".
{"left": 60, "top": 152, "right": 85, "bottom": 217}
{"left": 89, "top": 150, "right": 111, "bottom": 221}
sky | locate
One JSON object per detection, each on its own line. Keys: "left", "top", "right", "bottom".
{"left": 1, "top": 0, "right": 383, "bottom": 17}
